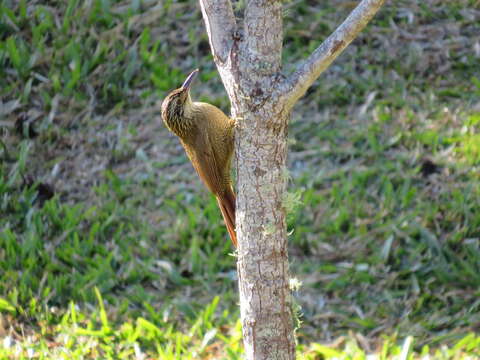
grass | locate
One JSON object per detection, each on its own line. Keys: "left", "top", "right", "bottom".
{"left": 1, "top": 0, "right": 480, "bottom": 358}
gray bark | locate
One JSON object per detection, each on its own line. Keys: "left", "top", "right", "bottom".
{"left": 198, "top": 0, "right": 386, "bottom": 359}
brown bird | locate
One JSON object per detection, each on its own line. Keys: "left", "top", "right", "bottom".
{"left": 161, "top": 69, "right": 237, "bottom": 247}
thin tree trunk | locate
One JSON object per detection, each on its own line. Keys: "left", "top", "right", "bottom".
{"left": 198, "top": 0, "right": 386, "bottom": 359}
{"left": 235, "top": 104, "right": 294, "bottom": 359}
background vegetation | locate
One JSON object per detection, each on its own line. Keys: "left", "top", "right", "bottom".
{"left": 1, "top": 0, "right": 479, "bottom": 358}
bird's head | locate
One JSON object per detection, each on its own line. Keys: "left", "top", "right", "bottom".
{"left": 161, "top": 69, "right": 199, "bottom": 135}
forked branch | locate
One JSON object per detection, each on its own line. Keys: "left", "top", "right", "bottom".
{"left": 199, "top": 0, "right": 237, "bottom": 64}
{"left": 278, "top": 0, "right": 386, "bottom": 109}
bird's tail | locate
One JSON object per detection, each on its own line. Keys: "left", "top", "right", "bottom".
{"left": 216, "top": 185, "right": 236, "bottom": 247}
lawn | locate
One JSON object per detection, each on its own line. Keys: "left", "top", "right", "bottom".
{"left": 1, "top": 0, "right": 480, "bottom": 358}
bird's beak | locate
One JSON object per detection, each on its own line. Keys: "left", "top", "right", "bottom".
{"left": 181, "top": 69, "right": 199, "bottom": 90}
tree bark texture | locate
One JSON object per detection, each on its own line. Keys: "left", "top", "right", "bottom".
{"left": 235, "top": 104, "right": 293, "bottom": 360}
{"left": 198, "top": 0, "right": 386, "bottom": 359}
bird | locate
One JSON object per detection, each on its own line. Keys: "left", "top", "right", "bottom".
{"left": 161, "top": 69, "right": 237, "bottom": 247}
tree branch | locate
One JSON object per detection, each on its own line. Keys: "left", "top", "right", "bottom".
{"left": 244, "top": 0, "right": 283, "bottom": 74}
{"left": 199, "top": 0, "right": 236, "bottom": 64}
{"left": 278, "top": 0, "right": 386, "bottom": 108}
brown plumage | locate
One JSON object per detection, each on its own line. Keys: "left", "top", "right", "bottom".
{"left": 161, "top": 69, "right": 237, "bottom": 247}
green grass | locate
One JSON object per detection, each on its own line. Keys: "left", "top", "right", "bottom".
{"left": 1, "top": 0, "right": 480, "bottom": 358}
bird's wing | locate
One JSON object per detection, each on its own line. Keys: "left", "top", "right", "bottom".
{"left": 183, "top": 132, "right": 224, "bottom": 196}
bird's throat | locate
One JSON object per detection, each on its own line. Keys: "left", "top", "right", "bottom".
{"left": 168, "top": 98, "right": 195, "bottom": 139}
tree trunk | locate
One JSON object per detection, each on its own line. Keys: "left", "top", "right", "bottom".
{"left": 198, "top": 0, "right": 386, "bottom": 358}
{"left": 235, "top": 104, "right": 294, "bottom": 359}
{"left": 227, "top": 1, "right": 295, "bottom": 356}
